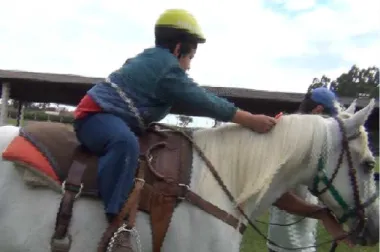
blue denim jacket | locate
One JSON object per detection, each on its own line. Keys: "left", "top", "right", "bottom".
{"left": 87, "top": 46, "right": 237, "bottom": 133}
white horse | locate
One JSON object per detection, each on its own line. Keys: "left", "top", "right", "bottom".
{"left": 0, "top": 99, "right": 378, "bottom": 252}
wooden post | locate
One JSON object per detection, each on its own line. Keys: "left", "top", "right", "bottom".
{"left": 0, "top": 82, "right": 10, "bottom": 126}
{"left": 16, "top": 101, "right": 25, "bottom": 126}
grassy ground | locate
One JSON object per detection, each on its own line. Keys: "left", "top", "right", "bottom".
{"left": 240, "top": 213, "right": 379, "bottom": 252}
{"left": 7, "top": 118, "right": 29, "bottom": 126}
{"left": 7, "top": 118, "right": 379, "bottom": 252}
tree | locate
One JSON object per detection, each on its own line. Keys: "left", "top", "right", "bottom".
{"left": 360, "top": 66, "right": 379, "bottom": 98}
{"left": 9, "top": 100, "right": 34, "bottom": 109}
{"left": 176, "top": 115, "right": 193, "bottom": 128}
{"left": 335, "top": 65, "right": 379, "bottom": 98}
{"left": 307, "top": 75, "right": 332, "bottom": 92}
{"left": 307, "top": 65, "right": 379, "bottom": 98}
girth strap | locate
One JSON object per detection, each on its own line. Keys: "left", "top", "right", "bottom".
{"left": 139, "top": 183, "right": 247, "bottom": 236}
{"left": 184, "top": 190, "right": 247, "bottom": 234}
{"left": 51, "top": 148, "right": 88, "bottom": 252}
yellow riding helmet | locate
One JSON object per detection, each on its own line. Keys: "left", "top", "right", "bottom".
{"left": 155, "top": 9, "right": 206, "bottom": 43}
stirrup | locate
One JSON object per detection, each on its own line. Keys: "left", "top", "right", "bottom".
{"left": 106, "top": 223, "right": 142, "bottom": 252}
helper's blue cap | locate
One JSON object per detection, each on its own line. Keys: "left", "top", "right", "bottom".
{"left": 310, "top": 87, "right": 338, "bottom": 115}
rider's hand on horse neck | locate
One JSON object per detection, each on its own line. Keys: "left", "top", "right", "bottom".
{"left": 274, "top": 192, "right": 354, "bottom": 247}
{"left": 231, "top": 109, "right": 277, "bottom": 133}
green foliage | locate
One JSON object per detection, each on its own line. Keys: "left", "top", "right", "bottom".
{"left": 308, "top": 65, "right": 379, "bottom": 98}
{"left": 308, "top": 75, "right": 333, "bottom": 92}
{"left": 8, "top": 110, "right": 73, "bottom": 124}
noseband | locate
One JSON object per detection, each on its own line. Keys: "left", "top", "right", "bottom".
{"left": 310, "top": 116, "right": 379, "bottom": 248}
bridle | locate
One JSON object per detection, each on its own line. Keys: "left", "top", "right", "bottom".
{"left": 308, "top": 116, "right": 378, "bottom": 250}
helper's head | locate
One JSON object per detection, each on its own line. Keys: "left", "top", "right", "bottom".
{"left": 154, "top": 9, "right": 206, "bottom": 71}
{"left": 299, "top": 87, "right": 338, "bottom": 116}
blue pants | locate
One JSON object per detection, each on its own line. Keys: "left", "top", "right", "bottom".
{"left": 74, "top": 113, "right": 139, "bottom": 215}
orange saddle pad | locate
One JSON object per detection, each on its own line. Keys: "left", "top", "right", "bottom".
{"left": 2, "top": 135, "right": 59, "bottom": 182}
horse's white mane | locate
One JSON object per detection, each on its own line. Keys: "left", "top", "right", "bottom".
{"left": 191, "top": 114, "right": 330, "bottom": 209}
{"left": 333, "top": 100, "right": 345, "bottom": 114}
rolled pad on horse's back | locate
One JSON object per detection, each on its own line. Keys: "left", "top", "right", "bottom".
{"left": 19, "top": 121, "right": 100, "bottom": 196}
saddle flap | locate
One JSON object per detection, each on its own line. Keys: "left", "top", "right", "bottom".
{"left": 149, "top": 192, "right": 177, "bottom": 252}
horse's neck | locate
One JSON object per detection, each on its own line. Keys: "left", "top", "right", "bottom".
{"left": 245, "top": 156, "right": 316, "bottom": 219}
{"left": 246, "top": 119, "right": 329, "bottom": 218}
{"left": 189, "top": 150, "right": 238, "bottom": 215}
{"left": 188, "top": 117, "right": 328, "bottom": 220}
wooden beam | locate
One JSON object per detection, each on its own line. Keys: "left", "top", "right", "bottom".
{"left": 0, "top": 82, "right": 10, "bottom": 126}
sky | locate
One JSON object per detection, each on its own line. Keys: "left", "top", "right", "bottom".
{"left": 0, "top": 0, "right": 379, "bottom": 127}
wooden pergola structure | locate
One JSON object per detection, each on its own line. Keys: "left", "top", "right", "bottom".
{"left": 0, "top": 69, "right": 378, "bottom": 132}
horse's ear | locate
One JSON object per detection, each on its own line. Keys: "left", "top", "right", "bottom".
{"left": 345, "top": 99, "right": 375, "bottom": 134}
{"left": 345, "top": 99, "right": 357, "bottom": 115}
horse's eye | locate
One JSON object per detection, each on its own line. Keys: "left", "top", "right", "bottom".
{"left": 363, "top": 160, "right": 376, "bottom": 171}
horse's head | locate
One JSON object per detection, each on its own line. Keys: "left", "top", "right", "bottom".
{"left": 311, "top": 99, "right": 378, "bottom": 246}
